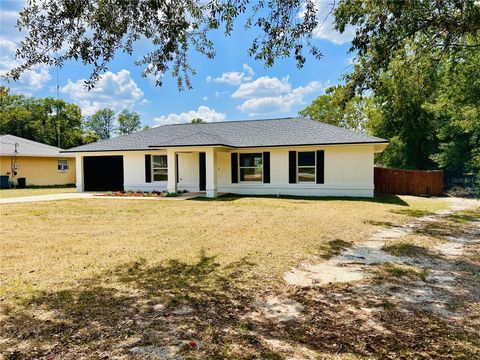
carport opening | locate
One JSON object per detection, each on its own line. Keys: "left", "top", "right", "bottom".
{"left": 83, "top": 155, "right": 124, "bottom": 191}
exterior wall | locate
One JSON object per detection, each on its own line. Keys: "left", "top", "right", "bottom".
{"left": 75, "top": 151, "right": 201, "bottom": 192}
{"left": 74, "top": 144, "right": 375, "bottom": 197}
{"left": 0, "top": 155, "right": 76, "bottom": 186}
{"left": 216, "top": 145, "right": 375, "bottom": 197}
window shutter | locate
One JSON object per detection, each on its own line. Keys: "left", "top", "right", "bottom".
{"left": 263, "top": 152, "right": 270, "bottom": 183}
{"left": 316, "top": 150, "right": 325, "bottom": 184}
{"left": 145, "top": 154, "right": 151, "bottom": 183}
{"left": 288, "top": 151, "right": 296, "bottom": 183}
{"left": 231, "top": 153, "right": 238, "bottom": 183}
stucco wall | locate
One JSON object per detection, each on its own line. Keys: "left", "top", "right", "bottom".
{"left": 216, "top": 145, "right": 374, "bottom": 197}
{"left": 0, "top": 156, "right": 76, "bottom": 186}
{"left": 119, "top": 151, "right": 201, "bottom": 192}
{"left": 75, "top": 144, "right": 375, "bottom": 197}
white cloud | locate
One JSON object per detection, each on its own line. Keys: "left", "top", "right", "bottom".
{"left": 234, "top": 77, "right": 323, "bottom": 116}
{"left": 301, "top": 1, "right": 356, "bottom": 45}
{"left": 0, "top": 36, "right": 52, "bottom": 93}
{"left": 154, "top": 106, "right": 226, "bottom": 125}
{"left": 60, "top": 70, "right": 144, "bottom": 116}
{"left": 231, "top": 76, "right": 291, "bottom": 99}
{"left": 243, "top": 63, "right": 254, "bottom": 76}
{"left": 0, "top": 8, "right": 24, "bottom": 42}
{"left": 206, "top": 63, "right": 255, "bottom": 85}
{"left": 214, "top": 90, "right": 229, "bottom": 97}
{"left": 0, "top": 4, "right": 53, "bottom": 93}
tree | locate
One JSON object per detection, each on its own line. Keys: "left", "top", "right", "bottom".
{"left": 117, "top": 110, "right": 141, "bottom": 135}
{"left": 424, "top": 47, "right": 480, "bottom": 184}
{"left": 190, "top": 118, "right": 205, "bottom": 124}
{"left": 368, "top": 52, "right": 440, "bottom": 170}
{"left": 299, "top": 86, "right": 379, "bottom": 133}
{"left": 8, "top": 0, "right": 322, "bottom": 89}
{"left": 333, "top": 0, "right": 480, "bottom": 94}
{"left": 0, "top": 86, "right": 84, "bottom": 148}
{"left": 85, "top": 109, "right": 115, "bottom": 140}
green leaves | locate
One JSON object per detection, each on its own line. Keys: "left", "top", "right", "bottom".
{"left": 8, "top": 0, "right": 322, "bottom": 90}
{"left": 117, "top": 110, "right": 141, "bottom": 135}
{"left": 299, "top": 85, "right": 378, "bottom": 133}
{"left": 85, "top": 108, "right": 115, "bottom": 140}
{"left": 0, "top": 86, "right": 84, "bottom": 148}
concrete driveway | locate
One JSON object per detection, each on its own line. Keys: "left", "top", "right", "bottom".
{"left": 0, "top": 192, "right": 97, "bottom": 204}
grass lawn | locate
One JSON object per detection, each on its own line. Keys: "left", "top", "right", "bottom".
{"left": 2, "top": 194, "right": 478, "bottom": 358}
{"left": 0, "top": 185, "right": 76, "bottom": 198}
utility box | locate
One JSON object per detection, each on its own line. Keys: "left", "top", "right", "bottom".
{"left": 17, "top": 177, "right": 26, "bottom": 188}
{"left": 0, "top": 175, "right": 9, "bottom": 189}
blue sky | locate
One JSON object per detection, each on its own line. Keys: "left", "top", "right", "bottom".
{"left": 0, "top": 0, "right": 355, "bottom": 127}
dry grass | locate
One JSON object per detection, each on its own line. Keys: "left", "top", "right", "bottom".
{"left": 3, "top": 194, "right": 465, "bottom": 359}
{"left": 0, "top": 186, "right": 76, "bottom": 198}
{"left": 0, "top": 195, "right": 446, "bottom": 301}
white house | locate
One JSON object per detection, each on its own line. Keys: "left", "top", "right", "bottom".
{"left": 63, "top": 118, "right": 388, "bottom": 198}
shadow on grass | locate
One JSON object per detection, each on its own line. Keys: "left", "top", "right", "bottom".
{"left": 390, "top": 208, "right": 435, "bottom": 217}
{"left": 448, "top": 211, "right": 480, "bottom": 224}
{"left": 192, "top": 193, "right": 409, "bottom": 206}
{"left": 364, "top": 219, "right": 396, "bottom": 227}
{"left": 0, "top": 252, "right": 279, "bottom": 359}
{"left": 317, "top": 239, "right": 353, "bottom": 259}
{"left": 2, "top": 243, "right": 479, "bottom": 358}
{"left": 382, "top": 242, "right": 436, "bottom": 258}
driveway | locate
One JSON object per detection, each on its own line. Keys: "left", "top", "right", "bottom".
{"left": 0, "top": 192, "right": 204, "bottom": 204}
{"left": 0, "top": 192, "right": 97, "bottom": 204}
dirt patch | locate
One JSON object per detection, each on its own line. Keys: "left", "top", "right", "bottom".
{"left": 284, "top": 198, "right": 480, "bottom": 323}
{"left": 252, "top": 296, "right": 305, "bottom": 322}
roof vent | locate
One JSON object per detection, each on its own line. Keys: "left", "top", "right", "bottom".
{"left": 14, "top": 142, "right": 19, "bottom": 153}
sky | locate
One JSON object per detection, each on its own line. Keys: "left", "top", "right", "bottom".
{"left": 0, "top": 0, "right": 356, "bottom": 128}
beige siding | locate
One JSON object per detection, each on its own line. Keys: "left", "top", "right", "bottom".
{"left": 0, "top": 156, "right": 76, "bottom": 186}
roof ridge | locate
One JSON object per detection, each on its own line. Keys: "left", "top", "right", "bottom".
{"left": 153, "top": 129, "right": 231, "bottom": 145}
{"left": 0, "top": 134, "right": 64, "bottom": 150}
{"left": 160, "top": 117, "right": 302, "bottom": 126}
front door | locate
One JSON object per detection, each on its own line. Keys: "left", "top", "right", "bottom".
{"left": 199, "top": 152, "right": 206, "bottom": 191}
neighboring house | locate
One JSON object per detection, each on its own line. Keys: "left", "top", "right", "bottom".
{"left": 0, "top": 135, "right": 76, "bottom": 186}
{"left": 63, "top": 118, "right": 388, "bottom": 197}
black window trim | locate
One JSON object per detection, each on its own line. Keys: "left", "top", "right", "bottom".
{"left": 151, "top": 154, "right": 168, "bottom": 182}
{"left": 297, "top": 151, "right": 316, "bottom": 183}
{"left": 238, "top": 152, "right": 264, "bottom": 183}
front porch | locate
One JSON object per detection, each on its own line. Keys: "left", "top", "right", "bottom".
{"left": 165, "top": 147, "right": 221, "bottom": 198}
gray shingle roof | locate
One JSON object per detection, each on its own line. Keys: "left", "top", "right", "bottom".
{"left": 0, "top": 134, "right": 74, "bottom": 157}
{"left": 63, "top": 117, "right": 388, "bottom": 153}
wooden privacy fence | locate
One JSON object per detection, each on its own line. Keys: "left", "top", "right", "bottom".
{"left": 374, "top": 167, "right": 444, "bottom": 196}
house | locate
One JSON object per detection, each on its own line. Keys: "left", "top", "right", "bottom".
{"left": 63, "top": 118, "right": 388, "bottom": 197}
{"left": 0, "top": 134, "right": 76, "bottom": 187}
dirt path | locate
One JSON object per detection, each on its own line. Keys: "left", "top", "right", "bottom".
{"left": 284, "top": 197, "right": 479, "bottom": 291}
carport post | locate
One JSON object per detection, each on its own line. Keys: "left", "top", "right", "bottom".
{"left": 167, "top": 148, "right": 177, "bottom": 194}
{"left": 205, "top": 147, "right": 218, "bottom": 198}
{"left": 75, "top": 154, "right": 83, "bottom": 192}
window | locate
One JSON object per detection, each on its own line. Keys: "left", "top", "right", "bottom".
{"left": 58, "top": 159, "right": 69, "bottom": 171}
{"left": 152, "top": 155, "right": 168, "bottom": 181}
{"left": 239, "top": 153, "right": 263, "bottom": 182}
{"left": 298, "top": 151, "right": 315, "bottom": 182}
